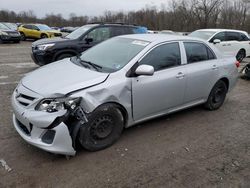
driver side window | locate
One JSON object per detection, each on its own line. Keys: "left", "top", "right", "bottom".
{"left": 32, "top": 25, "right": 39, "bottom": 30}
{"left": 210, "top": 32, "right": 225, "bottom": 42}
{"left": 86, "top": 27, "right": 111, "bottom": 43}
{"left": 139, "top": 42, "right": 181, "bottom": 71}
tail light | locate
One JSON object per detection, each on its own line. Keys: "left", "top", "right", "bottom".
{"left": 235, "top": 61, "right": 240, "bottom": 68}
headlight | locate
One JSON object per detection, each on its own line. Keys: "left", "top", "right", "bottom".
{"left": 36, "top": 97, "right": 81, "bottom": 113}
{"left": 37, "top": 43, "right": 55, "bottom": 51}
{"left": 0, "top": 31, "right": 8, "bottom": 35}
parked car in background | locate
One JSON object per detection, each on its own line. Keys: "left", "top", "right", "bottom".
{"left": 18, "top": 24, "right": 62, "bottom": 40}
{"left": 31, "top": 23, "right": 148, "bottom": 65}
{"left": 60, "top": 27, "right": 77, "bottom": 33}
{"left": 160, "top": 30, "right": 176, "bottom": 35}
{"left": 12, "top": 34, "right": 238, "bottom": 155}
{"left": 0, "top": 23, "right": 21, "bottom": 43}
{"left": 2, "top": 22, "right": 18, "bottom": 31}
{"left": 51, "top": 27, "right": 60, "bottom": 31}
{"left": 189, "top": 29, "right": 250, "bottom": 62}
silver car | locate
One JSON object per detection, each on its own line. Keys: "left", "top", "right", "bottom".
{"left": 11, "top": 34, "right": 239, "bottom": 156}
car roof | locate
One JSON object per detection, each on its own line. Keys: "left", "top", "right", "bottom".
{"left": 87, "top": 23, "right": 139, "bottom": 27}
{"left": 195, "top": 28, "right": 247, "bottom": 34}
{"left": 118, "top": 34, "right": 205, "bottom": 43}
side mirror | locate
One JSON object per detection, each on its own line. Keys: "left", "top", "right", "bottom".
{"left": 213, "top": 39, "right": 221, "bottom": 44}
{"left": 135, "top": 65, "right": 154, "bottom": 76}
{"left": 85, "top": 37, "right": 93, "bottom": 44}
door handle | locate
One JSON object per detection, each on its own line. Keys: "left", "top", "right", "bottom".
{"left": 176, "top": 72, "right": 185, "bottom": 79}
{"left": 212, "top": 65, "right": 218, "bottom": 70}
{"left": 227, "top": 44, "right": 231, "bottom": 46}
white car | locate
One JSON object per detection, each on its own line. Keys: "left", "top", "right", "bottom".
{"left": 189, "top": 29, "right": 250, "bottom": 61}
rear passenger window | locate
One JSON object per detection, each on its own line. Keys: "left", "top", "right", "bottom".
{"left": 112, "top": 27, "right": 133, "bottom": 36}
{"left": 139, "top": 42, "right": 181, "bottom": 71}
{"left": 184, "top": 42, "right": 216, "bottom": 64}
{"left": 226, "top": 32, "right": 240, "bottom": 41}
{"left": 23, "top": 25, "right": 32, "bottom": 29}
{"left": 239, "top": 33, "right": 249, "bottom": 41}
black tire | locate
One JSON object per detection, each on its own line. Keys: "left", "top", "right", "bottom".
{"left": 20, "top": 32, "right": 26, "bottom": 41}
{"left": 236, "top": 49, "right": 245, "bottom": 62}
{"left": 240, "top": 63, "right": 250, "bottom": 79}
{"left": 56, "top": 53, "right": 74, "bottom": 61}
{"left": 41, "top": 34, "right": 48, "bottom": 39}
{"left": 78, "top": 104, "right": 124, "bottom": 151}
{"left": 14, "top": 40, "right": 20, "bottom": 43}
{"left": 0, "top": 38, "right": 3, "bottom": 44}
{"left": 204, "top": 80, "right": 228, "bottom": 110}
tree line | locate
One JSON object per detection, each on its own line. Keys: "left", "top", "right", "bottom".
{"left": 0, "top": 0, "right": 250, "bottom": 32}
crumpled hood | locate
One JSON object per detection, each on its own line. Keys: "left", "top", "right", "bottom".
{"left": 22, "top": 59, "right": 109, "bottom": 96}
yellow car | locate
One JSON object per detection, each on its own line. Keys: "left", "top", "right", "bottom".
{"left": 18, "top": 24, "right": 62, "bottom": 40}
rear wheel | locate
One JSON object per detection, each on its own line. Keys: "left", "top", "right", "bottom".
{"left": 204, "top": 80, "right": 228, "bottom": 110}
{"left": 78, "top": 104, "right": 124, "bottom": 151}
{"left": 236, "top": 49, "right": 245, "bottom": 62}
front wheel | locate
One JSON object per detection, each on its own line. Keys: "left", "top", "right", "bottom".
{"left": 41, "top": 34, "right": 48, "bottom": 39}
{"left": 204, "top": 80, "right": 228, "bottom": 110}
{"left": 78, "top": 104, "right": 124, "bottom": 151}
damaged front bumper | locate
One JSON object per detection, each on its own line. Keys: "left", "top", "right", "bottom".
{"left": 12, "top": 115, "right": 76, "bottom": 155}
{"left": 11, "top": 84, "right": 85, "bottom": 156}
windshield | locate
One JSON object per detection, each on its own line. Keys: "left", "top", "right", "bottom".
{"left": 66, "top": 24, "right": 96, "bottom": 39}
{"left": 189, "top": 30, "right": 216, "bottom": 40}
{"left": 4, "top": 23, "right": 17, "bottom": 30}
{"left": 0, "top": 23, "right": 10, "bottom": 30}
{"left": 37, "top": 24, "right": 52, "bottom": 31}
{"left": 74, "top": 37, "right": 149, "bottom": 73}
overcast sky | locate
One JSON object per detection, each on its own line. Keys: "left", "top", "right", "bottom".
{"left": 1, "top": 0, "right": 167, "bottom": 18}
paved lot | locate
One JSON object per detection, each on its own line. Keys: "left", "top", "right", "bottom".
{"left": 0, "top": 42, "right": 250, "bottom": 188}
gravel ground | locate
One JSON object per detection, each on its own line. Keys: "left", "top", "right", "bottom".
{"left": 0, "top": 41, "right": 249, "bottom": 188}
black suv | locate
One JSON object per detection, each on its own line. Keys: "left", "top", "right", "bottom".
{"left": 31, "top": 23, "right": 147, "bottom": 65}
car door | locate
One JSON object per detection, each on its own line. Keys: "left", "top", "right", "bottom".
{"left": 209, "top": 32, "right": 229, "bottom": 54}
{"left": 79, "top": 27, "right": 111, "bottom": 52}
{"left": 131, "top": 42, "right": 187, "bottom": 121}
{"left": 31, "top": 25, "right": 41, "bottom": 39}
{"left": 222, "top": 32, "right": 242, "bottom": 56}
{"left": 23, "top": 25, "right": 33, "bottom": 37}
{"left": 183, "top": 42, "right": 219, "bottom": 104}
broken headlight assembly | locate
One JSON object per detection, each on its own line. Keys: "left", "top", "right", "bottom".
{"left": 35, "top": 97, "right": 81, "bottom": 113}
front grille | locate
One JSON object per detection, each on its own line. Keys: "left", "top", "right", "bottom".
{"left": 20, "top": 94, "right": 36, "bottom": 101}
{"left": 7, "top": 31, "right": 19, "bottom": 36}
{"left": 16, "top": 91, "right": 36, "bottom": 107}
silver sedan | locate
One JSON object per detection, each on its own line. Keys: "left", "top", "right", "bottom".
{"left": 11, "top": 34, "right": 239, "bottom": 155}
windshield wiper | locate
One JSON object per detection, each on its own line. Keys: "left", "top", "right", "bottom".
{"left": 80, "top": 59, "right": 102, "bottom": 71}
